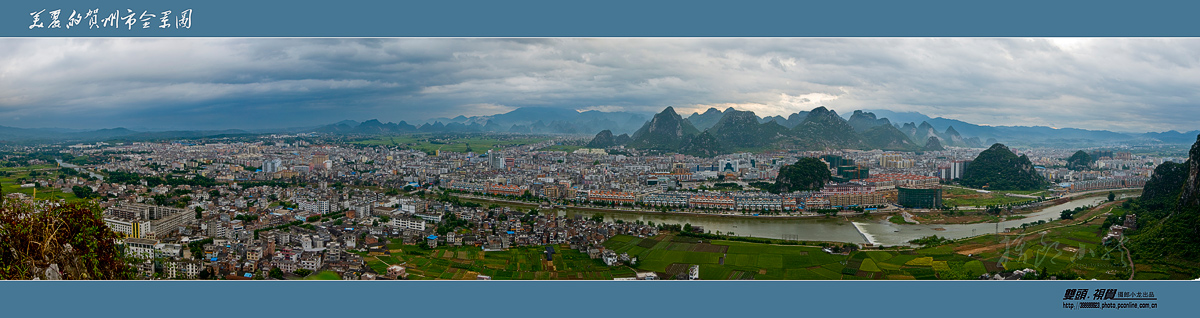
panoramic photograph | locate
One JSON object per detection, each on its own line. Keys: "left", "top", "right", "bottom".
{"left": 1, "top": 38, "right": 1197, "bottom": 280}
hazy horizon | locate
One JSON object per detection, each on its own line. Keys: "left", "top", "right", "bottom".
{"left": 1, "top": 38, "right": 1198, "bottom": 133}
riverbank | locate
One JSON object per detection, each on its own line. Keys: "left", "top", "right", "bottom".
{"left": 450, "top": 189, "right": 1135, "bottom": 225}
{"left": 449, "top": 190, "right": 1143, "bottom": 246}
{"left": 448, "top": 193, "right": 858, "bottom": 220}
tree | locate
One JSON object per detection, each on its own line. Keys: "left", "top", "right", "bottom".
{"left": 1060, "top": 210, "right": 1075, "bottom": 220}
{"left": 269, "top": 267, "right": 284, "bottom": 280}
{"left": 775, "top": 157, "right": 832, "bottom": 192}
{"left": 0, "top": 199, "right": 136, "bottom": 279}
{"left": 1066, "top": 150, "right": 1093, "bottom": 171}
{"left": 1108, "top": 191, "right": 1115, "bottom": 202}
{"left": 71, "top": 185, "right": 95, "bottom": 199}
{"left": 294, "top": 269, "right": 312, "bottom": 277}
{"left": 175, "top": 195, "right": 192, "bottom": 208}
{"left": 961, "top": 144, "right": 1046, "bottom": 191}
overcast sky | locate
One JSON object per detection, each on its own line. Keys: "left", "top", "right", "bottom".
{"left": 0, "top": 38, "right": 1197, "bottom": 132}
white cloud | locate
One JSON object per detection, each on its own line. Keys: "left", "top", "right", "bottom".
{"left": 0, "top": 38, "right": 1197, "bottom": 132}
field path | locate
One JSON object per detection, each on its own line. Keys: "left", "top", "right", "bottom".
{"left": 954, "top": 205, "right": 1114, "bottom": 256}
{"left": 1121, "top": 241, "right": 1135, "bottom": 280}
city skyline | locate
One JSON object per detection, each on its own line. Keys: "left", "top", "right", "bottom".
{"left": 1, "top": 38, "right": 1198, "bottom": 132}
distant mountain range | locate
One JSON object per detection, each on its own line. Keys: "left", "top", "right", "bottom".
{"left": 594, "top": 106, "right": 1199, "bottom": 156}
{"left": 860, "top": 109, "right": 1197, "bottom": 147}
{"left": 0, "top": 125, "right": 253, "bottom": 144}
{"left": 616, "top": 106, "right": 936, "bottom": 156}
{"left": 306, "top": 106, "right": 650, "bottom": 136}
{"left": 1, "top": 105, "right": 1195, "bottom": 149}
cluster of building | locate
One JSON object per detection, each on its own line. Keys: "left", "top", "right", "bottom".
{"left": 5, "top": 133, "right": 1174, "bottom": 280}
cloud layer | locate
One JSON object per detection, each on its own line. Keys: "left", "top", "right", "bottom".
{"left": 0, "top": 38, "right": 1197, "bottom": 132}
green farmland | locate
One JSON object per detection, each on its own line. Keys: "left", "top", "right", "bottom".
{"left": 355, "top": 240, "right": 633, "bottom": 280}
{"left": 603, "top": 234, "right": 991, "bottom": 280}
{"left": 352, "top": 200, "right": 1197, "bottom": 280}
{"left": 302, "top": 270, "right": 342, "bottom": 280}
{"left": 942, "top": 187, "right": 1041, "bottom": 208}
{"left": 0, "top": 165, "right": 90, "bottom": 203}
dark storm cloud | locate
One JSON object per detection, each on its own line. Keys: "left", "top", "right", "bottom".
{"left": 0, "top": 38, "right": 1196, "bottom": 132}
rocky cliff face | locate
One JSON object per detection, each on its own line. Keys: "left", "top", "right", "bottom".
{"left": 1131, "top": 134, "right": 1200, "bottom": 261}
{"left": 1140, "top": 161, "right": 1187, "bottom": 209}
{"left": 1179, "top": 134, "right": 1200, "bottom": 210}
{"left": 861, "top": 124, "right": 917, "bottom": 151}
{"left": 628, "top": 107, "right": 699, "bottom": 151}
{"left": 686, "top": 107, "right": 726, "bottom": 131}
{"left": 922, "top": 136, "right": 944, "bottom": 151}
{"left": 848, "top": 110, "right": 892, "bottom": 132}
{"left": 707, "top": 109, "right": 787, "bottom": 149}
{"left": 792, "top": 107, "right": 865, "bottom": 149}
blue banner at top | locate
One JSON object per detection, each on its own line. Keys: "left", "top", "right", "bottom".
{"left": 2, "top": 0, "right": 1199, "bottom": 37}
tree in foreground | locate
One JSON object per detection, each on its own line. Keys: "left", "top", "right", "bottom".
{"left": 0, "top": 199, "right": 136, "bottom": 279}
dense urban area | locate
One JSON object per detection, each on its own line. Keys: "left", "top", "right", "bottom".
{"left": 1, "top": 107, "right": 1197, "bottom": 281}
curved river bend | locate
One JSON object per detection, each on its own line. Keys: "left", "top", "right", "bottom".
{"left": 558, "top": 195, "right": 1124, "bottom": 246}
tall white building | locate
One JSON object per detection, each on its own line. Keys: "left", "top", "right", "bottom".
{"left": 487, "top": 150, "right": 504, "bottom": 170}
{"left": 950, "top": 160, "right": 971, "bottom": 180}
{"left": 104, "top": 203, "right": 191, "bottom": 239}
{"left": 262, "top": 158, "right": 283, "bottom": 173}
{"left": 391, "top": 216, "right": 427, "bottom": 231}
{"left": 298, "top": 199, "right": 331, "bottom": 215}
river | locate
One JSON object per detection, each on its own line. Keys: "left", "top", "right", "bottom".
{"left": 556, "top": 209, "right": 871, "bottom": 243}
{"left": 556, "top": 193, "right": 1134, "bottom": 246}
{"left": 55, "top": 159, "right": 105, "bottom": 180}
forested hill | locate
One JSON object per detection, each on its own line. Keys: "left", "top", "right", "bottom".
{"left": 959, "top": 143, "right": 1046, "bottom": 191}
{"left": 1129, "top": 134, "right": 1200, "bottom": 261}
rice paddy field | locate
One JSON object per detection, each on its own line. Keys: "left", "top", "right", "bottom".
{"left": 0, "top": 165, "right": 90, "bottom": 203}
